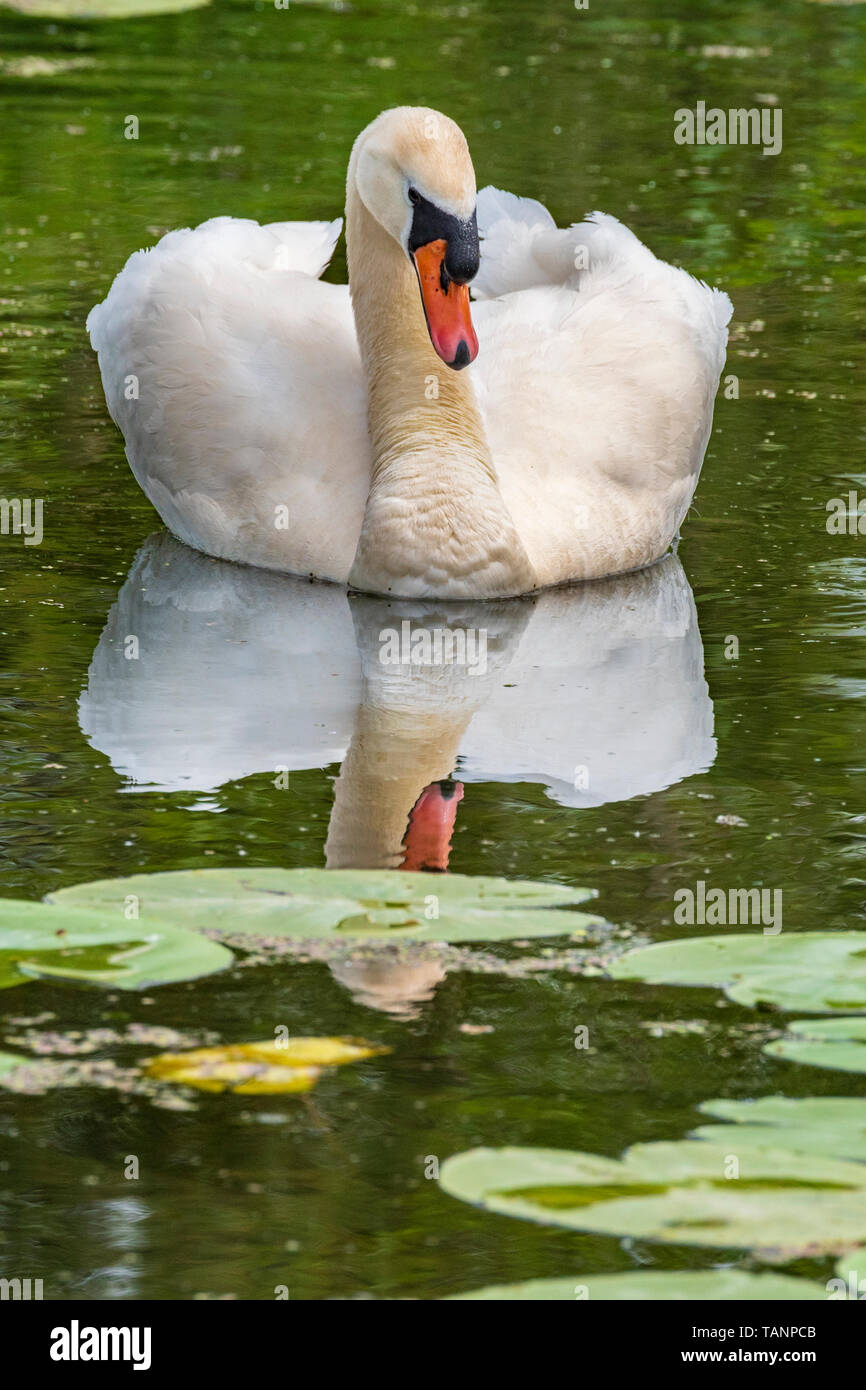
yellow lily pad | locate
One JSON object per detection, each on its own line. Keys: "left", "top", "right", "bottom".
{"left": 145, "top": 1036, "right": 388, "bottom": 1094}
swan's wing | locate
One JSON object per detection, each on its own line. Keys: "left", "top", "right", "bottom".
{"left": 472, "top": 191, "right": 733, "bottom": 586}
{"left": 87, "top": 216, "right": 370, "bottom": 583}
{"left": 471, "top": 187, "right": 559, "bottom": 299}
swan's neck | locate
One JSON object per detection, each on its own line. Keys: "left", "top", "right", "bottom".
{"left": 346, "top": 187, "right": 535, "bottom": 598}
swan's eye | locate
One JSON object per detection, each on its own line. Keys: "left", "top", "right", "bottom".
{"left": 408, "top": 187, "right": 420, "bottom": 205}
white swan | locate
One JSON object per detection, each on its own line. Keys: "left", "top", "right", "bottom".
{"left": 87, "top": 106, "right": 732, "bottom": 599}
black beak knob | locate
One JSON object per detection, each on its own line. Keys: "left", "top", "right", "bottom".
{"left": 408, "top": 195, "right": 479, "bottom": 285}
{"left": 444, "top": 211, "right": 480, "bottom": 285}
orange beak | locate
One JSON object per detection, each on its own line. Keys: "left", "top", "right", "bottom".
{"left": 412, "top": 239, "right": 479, "bottom": 370}
{"left": 401, "top": 779, "right": 465, "bottom": 872}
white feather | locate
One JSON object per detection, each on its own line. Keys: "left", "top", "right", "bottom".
{"left": 87, "top": 180, "right": 732, "bottom": 590}
{"left": 88, "top": 214, "right": 369, "bottom": 583}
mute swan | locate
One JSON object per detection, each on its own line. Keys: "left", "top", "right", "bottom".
{"left": 87, "top": 104, "right": 732, "bottom": 599}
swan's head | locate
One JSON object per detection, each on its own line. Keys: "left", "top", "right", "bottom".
{"left": 349, "top": 106, "right": 479, "bottom": 370}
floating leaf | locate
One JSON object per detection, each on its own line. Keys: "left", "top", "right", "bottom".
{"left": 765, "top": 1018, "right": 866, "bottom": 1074}
{"left": 695, "top": 1096, "right": 866, "bottom": 1163}
{"left": 440, "top": 1098, "right": 866, "bottom": 1257}
{"left": 609, "top": 932, "right": 866, "bottom": 1013}
{"left": 49, "top": 868, "right": 600, "bottom": 944}
{"left": 145, "top": 1036, "right": 388, "bottom": 1094}
{"left": 833, "top": 1250, "right": 866, "bottom": 1298}
{"left": 1, "top": 0, "right": 210, "bottom": 18}
{"left": 447, "top": 1270, "right": 826, "bottom": 1300}
{"left": 0, "top": 1051, "right": 24, "bottom": 1080}
{"left": 0, "top": 897, "right": 232, "bottom": 990}
{"left": 148, "top": 1057, "right": 319, "bottom": 1095}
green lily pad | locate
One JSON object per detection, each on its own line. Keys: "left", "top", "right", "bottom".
{"left": 1, "top": 0, "right": 209, "bottom": 18}
{"left": 447, "top": 1270, "right": 826, "bottom": 1300}
{"left": 833, "top": 1250, "right": 866, "bottom": 1299}
{"left": 48, "top": 869, "right": 600, "bottom": 944}
{"left": 0, "top": 1051, "right": 24, "bottom": 1079}
{"left": 765, "top": 1018, "right": 866, "bottom": 1074}
{"left": 609, "top": 932, "right": 866, "bottom": 1013}
{"left": 695, "top": 1096, "right": 866, "bottom": 1162}
{"left": 440, "top": 1098, "right": 866, "bottom": 1258}
{"left": 0, "top": 897, "right": 232, "bottom": 990}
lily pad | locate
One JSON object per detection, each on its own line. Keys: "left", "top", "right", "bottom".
{"left": 0, "top": 1051, "right": 24, "bottom": 1079}
{"left": 695, "top": 1096, "right": 866, "bottom": 1162}
{"left": 145, "top": 1036, "right": 387, "bottom": 1094}
{"left": 1, "top": 0, "right": 209, "bottom": 18}
{"left": 447, "top": 1270, "right": 826, "bottom": 1300}
{"left": 0, "top": 897, "right": 232, "bottom": 990}
{"left": 440, "top": 1098, "right": 866, "bottom": 1258}
{"left": 49, "top": 868, "right": 600, "bottom": 944}
{"left": 764, "top": 1018, "right": 866, "bottom": 1074}
{"left": 833, "top": 1250, "right": 866, "bottom": 1299}
{"left": 609, "top": 932, "right": 866, "bottom": 1013}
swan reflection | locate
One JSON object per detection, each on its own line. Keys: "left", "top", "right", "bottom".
{"left": 80, "top": 534, "right": 715, "bottom": 1013}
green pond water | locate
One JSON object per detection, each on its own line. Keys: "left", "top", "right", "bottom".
{"left": 0, "top": 0, "right": 864, "bottom": 1299}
